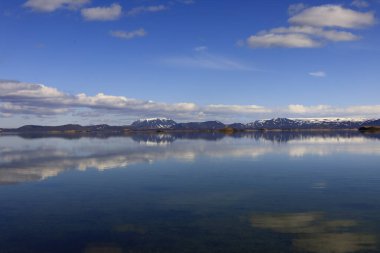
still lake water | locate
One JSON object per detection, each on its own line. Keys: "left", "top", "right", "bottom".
{"left": 1, "top": 131, "right": 380, "bottom": 253}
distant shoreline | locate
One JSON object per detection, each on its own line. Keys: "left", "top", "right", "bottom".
{"left": 0, "top": 128, "right": 365, "bottom": 135}
{"left": 1, "top": 117, "right": 379, "bottom": 134}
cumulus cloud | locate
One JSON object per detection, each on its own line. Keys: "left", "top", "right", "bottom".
{"left": 309, "top": 71, "right": 326, "bottom": 77}
{"left": 247, "top": 33, "right": 321, "bottom": 48}
{"left": 2, "top": 81, "right": 380, "bottom": 121}
{"left": 205, "top": 105, "right": 272, "bottom": 115}
{"left": 287, "top": 104, "right": 380, "bottom": 117}
{"left": 0, "top": 81, "right": 272, "bottom": 121}
{"left": 23, "top": 0, "right": 90, "bottom": 12}
{"left": 289, "top": 5, "right": 375, "bottom": 28}
{"left": 270, "top": 26, "right": 359, "bottom": 42}
{"left": 247, "top": 25, "right": 359, "bottom": 48}
{"left": 81, "top": 3, "right": 122, "bottom": 21}
{"left": 288, "top": 104, "right": 332, "bottom": 114}
{"left": 0, "top": 82, "right": 64, "bottom": 98}
{"left": 110, "top": 29, "right": 147, "bottom": 40}
{"left": 0, "top": 102, "right": 69, "bottom": 115}
{"left": 126, "top": 5, "right": 167, "bottom": 16}
{"left": 245, "top": 4, "right": 375, "bottom": 49}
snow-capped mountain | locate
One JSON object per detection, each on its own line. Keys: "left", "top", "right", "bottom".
{"left": 130, "top": 119, "right": 226, "bottom": 130}
{"left": 131, "top": 118, "right": 177, "bottom": 129}
{"left": 247, "top": 118, "right": 301, "bottom": 129}
{"left": 127, "top": 118, "right": 380, "bottom": 130}
{"left": 246, "top": 118, "right": 379, "bottom": 130}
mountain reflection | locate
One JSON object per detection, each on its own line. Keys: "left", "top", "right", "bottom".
{"left": 251, "top": 212, "right": 376, "bottom": 253}
{"left": 15, "top": 130, "right": 380, "bottom": 143}
{"left": 0, "top": 131, "right": 380, "bottom": 184}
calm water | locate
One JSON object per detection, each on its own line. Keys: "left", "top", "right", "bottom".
{"left": 1, "top": 131, "right": 380, "bottom": 253}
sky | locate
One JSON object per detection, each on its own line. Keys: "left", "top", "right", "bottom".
{"left": 0, "top": 0, "right": 380, "bottom": 127}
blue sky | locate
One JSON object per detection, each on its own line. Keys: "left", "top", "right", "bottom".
{"left": 0, "top": 0, "right": 380, "bottom": 127}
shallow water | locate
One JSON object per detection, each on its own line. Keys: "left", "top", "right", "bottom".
{"left": 1, "top": 131, "right": 380, "bottom": 253}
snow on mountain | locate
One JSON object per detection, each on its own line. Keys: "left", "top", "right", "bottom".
{"left": 130, "top": 117, "right": 380, "bottom": 130}
{"left": 139, "top": 117, "right": 170, "bottom": 122}
{"left": 292, "top": 118, "right": 368, "bottom": 123}
{"left": 246, "top": 118, "right": 372, "bottom": 129}
{"left": 131, "top": 118, "right": 177, "bottom": 129}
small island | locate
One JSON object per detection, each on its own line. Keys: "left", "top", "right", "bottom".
{"left": 359, "top": 126, "right": 380, "bottom": 133}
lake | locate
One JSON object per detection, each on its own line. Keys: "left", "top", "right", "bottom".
{"left": 0, "top": 131, "right": 380, "bottom": 253}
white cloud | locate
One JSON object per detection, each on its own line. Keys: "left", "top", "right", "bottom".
{"left": 247, "top": 33, "right": 321, "bottom": 48}
{"left": 351, "top": 0, "right": 369, "bottom": 8}
{"left": 23, "top": 0, "right": 90, "bottom": 12}
{"left": 81, "top": 3, "right": 122, "bottom": 21}
{"left": 73, "top": 92, "right": 131, "bottom": 108}
{"left": 345, "top": 105, "right": 380, "bottom": 115}
{"left": 288, "top": 3, "right": 307, "bottom": 15}
{"left": 71, "top": 93, "right": 198, "bottom": 113}
{"left": 246, "top": 26, "right": 359, "bottom": 48}
{"left": 245, "top": 4, "right": 373, "bottom": 49}
{"left": 309, "top": 71, "right": 326, "bottom": 77}
{"left": 126, "top": 5, "right": 167, "bottom": 16}
{"left": 110, "top": 29, "right": 147, "bottom": 40}
{"left": 270, "top": 26, "right": 359, "bottom": 42}
{"left": 0, "top": 81, "right": 270, "bottom": 120}
{"left": 2, "top": 81, "right": 380, "bottom": 121}
{"left": 287, "top": 104, "right": 380, "bottom": 117}
{"left": 205, "top": 105, "right": 272, "bottom": 114}
{"left": 288, "top": 104, "right": 332, "bottom": 114}
{"left": 0, "top": 102, "right": 69, "bottom": 115}
{"left": 0, "top": 81, "right": 65, "bottom": 98}
{"left": 0, "top": 81, "right": 201, "bottom": 117}
{"left": 289, "top": 5, "right": 375, "bottom": 28}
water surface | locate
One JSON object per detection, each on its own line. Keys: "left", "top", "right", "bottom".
{"left": 1, "top": 131, "right": 380, "bottom": 253}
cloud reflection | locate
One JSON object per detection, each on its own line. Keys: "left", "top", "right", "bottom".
{"left": 251, "top": 212, "right": 376, "bottom": 253}
{"left": 294, "top": 233, "right": 376, "bottom": 253}
{"left": 0, "top": 132, "right": 380, "bottom": 184}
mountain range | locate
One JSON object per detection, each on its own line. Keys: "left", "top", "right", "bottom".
{"left": 1, "top": 118, "right": 380, "bottom": 133}
{"left": 129, "top": 118, "right": 380, "bottom": 130}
